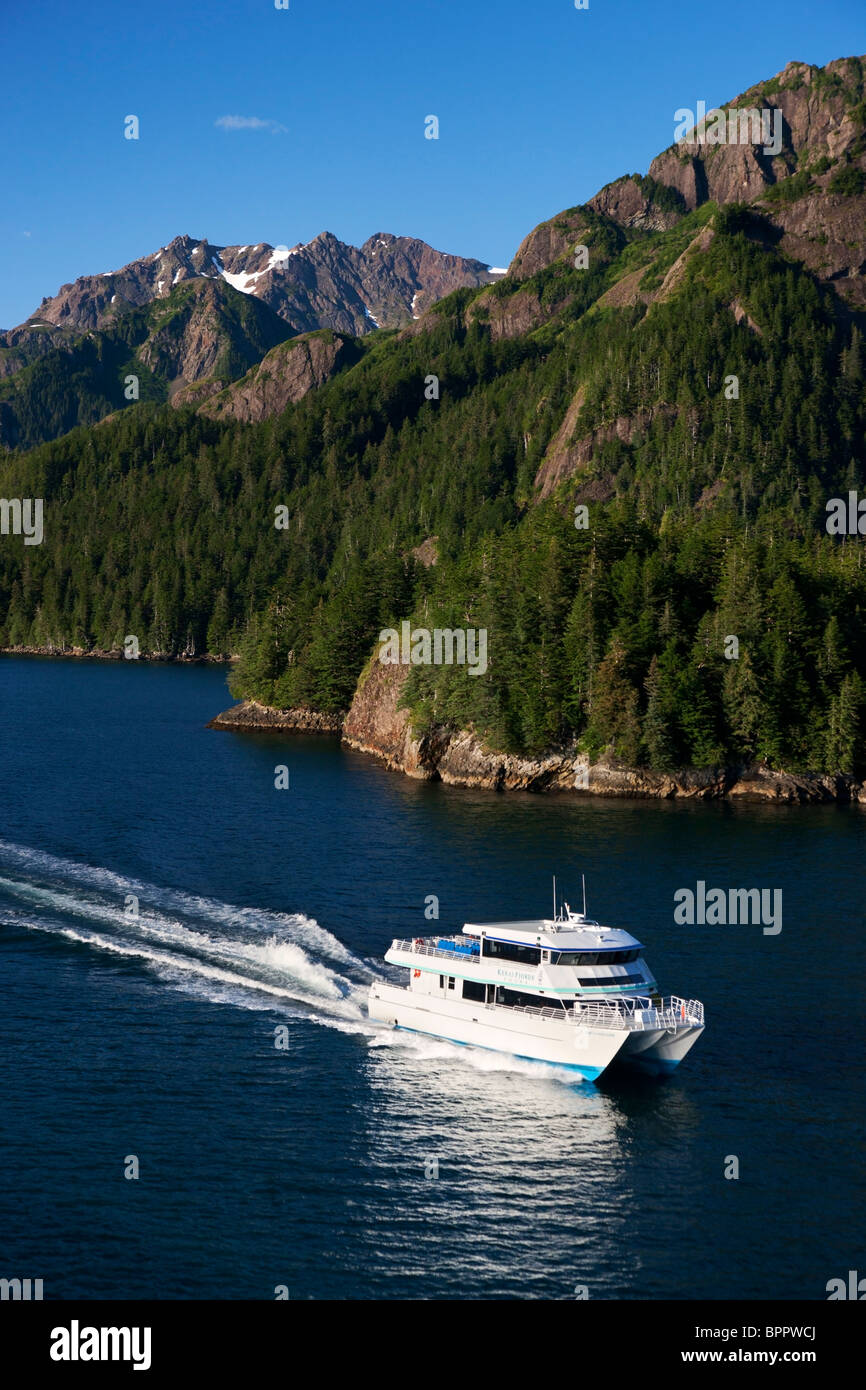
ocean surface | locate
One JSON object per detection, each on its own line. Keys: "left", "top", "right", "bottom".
{"left": 0, "top": 655, "right": 863, "bottom": 1300}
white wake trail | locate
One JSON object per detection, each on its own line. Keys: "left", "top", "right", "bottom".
{"left": 0, "top": 838, "right": 381, "bottom": 1028}
{"left": 0, "top": 838, "right": 369, "bottom": 971}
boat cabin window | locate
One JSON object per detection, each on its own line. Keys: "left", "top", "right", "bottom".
{"left": 439, "top": 974, "right": 456, "bottom": 990}
{"left": 482, "top": 938, "right": 542, "bottom": 966}
{"left": 553, "top": 948, "right": 641, "bottom": 966}
{"left": 495, "top": 986, "right": 564, "bottom": 1011}
{"left": 577, "top": 971, "right": 645, "bottom": 987}
{"left": 462, "top": 979, "right": 486, "bottom": 1003}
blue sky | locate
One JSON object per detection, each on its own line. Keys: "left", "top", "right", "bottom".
{"left": 1, "top": 0, "right": 863, "bottom": 327}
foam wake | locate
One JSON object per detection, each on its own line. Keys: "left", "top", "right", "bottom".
{"left": 0, "top": 838, "right": 376, "bottom": 1030}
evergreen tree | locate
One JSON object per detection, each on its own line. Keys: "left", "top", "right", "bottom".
{"left": 584, "top": 636, "right": 641, "bottom": 765}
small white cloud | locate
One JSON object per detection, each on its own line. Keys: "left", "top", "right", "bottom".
{"left": 23, "top": 229, "right": 32, "bottom": 238}
{"left": 215, "top": 114, "right": 287, "bottom": 134}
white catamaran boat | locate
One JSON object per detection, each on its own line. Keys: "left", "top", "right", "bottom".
{"left": 368, "top": 891, "right": 705, "bottom": 1081}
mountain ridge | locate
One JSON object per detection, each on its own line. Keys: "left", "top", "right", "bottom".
{"left": 0, "top": 228, "right": 502, "bottom": 448}
{"left": 15, "top": 229, "right": 500, "bottom": 337}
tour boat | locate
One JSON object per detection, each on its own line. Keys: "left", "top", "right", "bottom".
{"left": 367, "top": 895, "right": 704, "bottom": 1081}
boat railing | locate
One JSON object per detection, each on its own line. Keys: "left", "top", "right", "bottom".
{"left": 571, "top": 995, "right": 704, "bottom": 1030}
{"left": 492, "top": 995, "right": 704, "bottom": 1031}
{"left": 391, "top": 937, "right": 482, "bottom": 965}
{"left": 488, "top": 1003, "right": 568, "bottom": 1022}
{"left": 667, "top": 996, "right": 705, "bottom": 1027}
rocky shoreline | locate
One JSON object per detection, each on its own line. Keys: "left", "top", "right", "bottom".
{"left": 8, "top": 646, "right": 861, "bottom": 804}
{"left": 0, "top": 644, "right": 232, "bottom": 664}
{"left": 209, "top": 657, "right": 866, "bottom": 805}
{"left": 207, "top": 701, "right": 343, "bottom": 734}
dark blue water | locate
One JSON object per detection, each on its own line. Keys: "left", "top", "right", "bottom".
{"left": 0, "top": 656, "right": 863, "bottom": 1300}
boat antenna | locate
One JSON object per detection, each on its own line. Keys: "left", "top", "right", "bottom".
{"left": 553, "top": 874, "right": 557, "bottom": 922}
{"left": 582, "top": 873, "right": 587, "bottom": 917}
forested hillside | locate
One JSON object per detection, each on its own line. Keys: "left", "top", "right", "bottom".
{"left": 1, "top": 55, "right": 865, "bottom": 778}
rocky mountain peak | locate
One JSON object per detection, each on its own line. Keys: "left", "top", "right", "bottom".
{"left": 18, "top": 227, "right": 498, "bottom": 339}
{"left": 505, "top": 54, "right": 866, "bottom": 308}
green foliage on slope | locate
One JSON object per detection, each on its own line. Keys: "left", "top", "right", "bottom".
{"left": 0, "top": 282, "right": 292, "bottom": 450}
{"left": 1, "top": 205, "right": 865, "bottom": 774}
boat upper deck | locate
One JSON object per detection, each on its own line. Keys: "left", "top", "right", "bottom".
{"left": 461, "top": 916, "right": 641, "bottom": 952}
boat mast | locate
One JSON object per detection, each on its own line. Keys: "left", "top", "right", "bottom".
{"left": 582, "top": 873, "right": 587, "bottom": 917}
{"left": 552, "top": 874, "right": 557, "bottom": 922}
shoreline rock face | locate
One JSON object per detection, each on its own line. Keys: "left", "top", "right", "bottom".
{"left": 340, "top": 655, "right": 431, "bottom": 776}
{"left": 212, "top": 663, "right": 866, "bottom": 806}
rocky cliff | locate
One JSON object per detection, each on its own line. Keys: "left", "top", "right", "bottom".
{"left": 453, "top": 56, "right": 866, "bottom": 504}
{"left": 341, "top": 658, "right": 866, "bottom": 802}
{"left": 503, "top": 58, "right": 866, "bottom": 312}
{"left": 177, "top": 330, "right": 362, "bottom": 421}
{"left": 134, "top": 278, "right": 291, "bottom": 386}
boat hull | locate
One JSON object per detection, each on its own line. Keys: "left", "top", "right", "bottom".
{"left": 616, "top": 1022, "right": 705, "bottom": 1075}
{"left": 368, "top": 981, "right": 630, "bottom": 1081}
